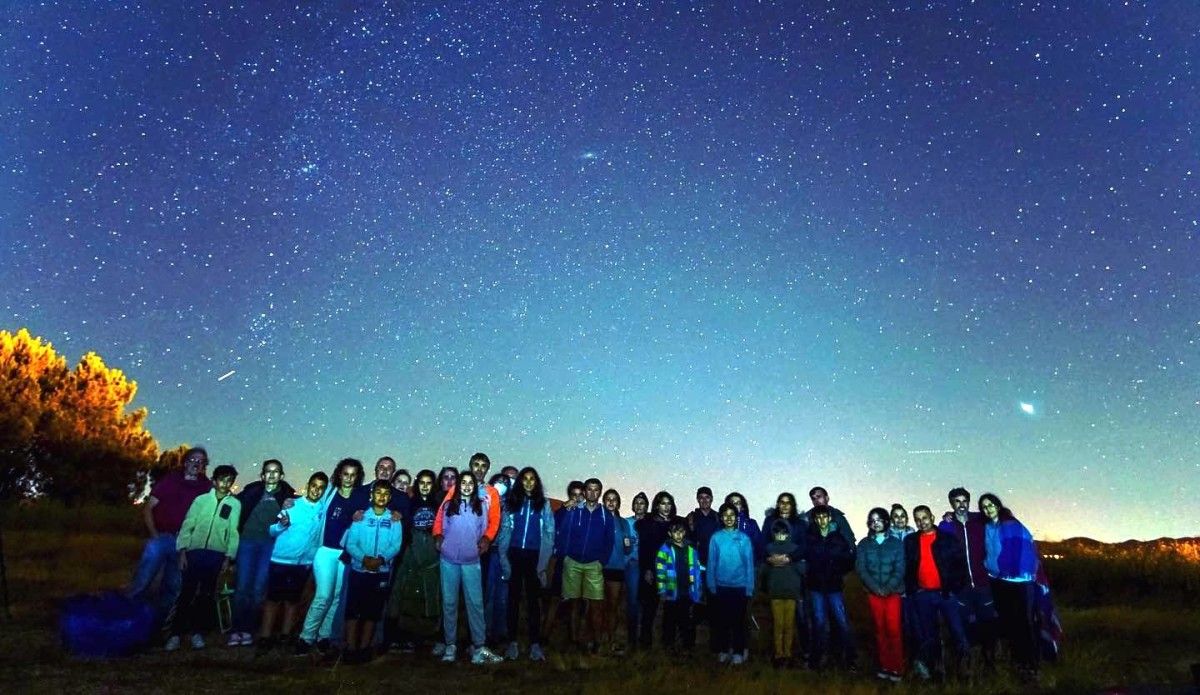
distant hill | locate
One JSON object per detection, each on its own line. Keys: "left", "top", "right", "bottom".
{"left": 1041, "top": 536, "right": 1200, "bottom": 558}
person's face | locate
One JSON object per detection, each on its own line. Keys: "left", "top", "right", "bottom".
{"left": 778, "top": 495, "right": 794, "bottom": 516}
{"left": 372, "top": 485, "right": 392, "bottom": 508}
{"left": 603, "top": 491, "right": 620, "bottom": 513}
{"left": 339, "top": 467, "right": 357, "bottom": 488}
{"left": 305, "top": 477, "right": 327, "bottom": 502}
{"left": 728, "top": 495, "right": 745, "bottom": 513}
{"left": 569, "top": 486, "right": 584, "bottom": 503}
{"left": 416, "top": 475, "right": 435, "bottom": 497}
{"left": 459, "top": 476, "right": 476, "bottom": 498}
{"left": 814, "top": 511, "right": 832, "bottom": 532}
{"left": 502, "top": 467, "right": 518, "bottom": 482}
{"left": 951, "top": 493, "right": 971, "bottom": 516}
{"left": 869, "top": 513, "right": 887, "bottom": 534}
{"left": 656, "top": 497, "right": 673, "bottom": 518}
{"left": 720, "top": 507, "right": 738, "bottom": 529}
{"left": 914, "top": 509, "right": 935, "bottom": 533}
{"left": 810, "top": 489, "right": 829, "bottom": 507}
{"left": 521, "top": 471, "right": 538, "bottom": 494}
{"left": 375, "top": 458, "right": 395, "bottom": 481}
{"left": 440, "top": 470, "right": 457, "bottom": 492}
{"left": 214, "top": 475, "right": 235, "bottom": 496}
{"left": 262, "top": 462, "right": 283, "bottom": 487}
{"left": 183, "top": 452, "right": 206, "bottom": 477}
{"left": 697, "top": 492, "right": 712, "bottom": 511}
{"left": 632, "top": 496, "right": 648, "bottom": 515}
{"left": 669, "top": 527, "right": 687, "bottom": 545}
{"left": 584, "top": 482, "right": 602, "bottom": 504}
{"left": 469, "top": 458, "right": 490, "bottom": 481}
{"left": 980, "top": 498, "right": 1000, "bottom": 522}
{"left": 392, "top": 473, "right": 411, "bottom": 493}
{"left": 891, "top": 508, "right": 908, "bottom": 530}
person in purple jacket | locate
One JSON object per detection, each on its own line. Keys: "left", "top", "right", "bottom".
{"left": 554, "top": 477, "right": 616, "bottom": 653}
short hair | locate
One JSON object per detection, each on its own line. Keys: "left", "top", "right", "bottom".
{"left": 567, "top": 480, "right": 585, "bottom": 495}
{"left": 469, "top": 452, "right": 491, "bottom": 468}
{"left": 261, "top": 458, "right": 283, "bottom": 474}
{"left": 890, "top": 503, "right": 907, "bottom": 513}
{"left": 770, "top": 519, "right": 792, "bottom": 537}
{"left": 667, "top": 518, "right": 687, "bottom": 534}
{"left": 584, "top": 477, "right": 602, "bottom": 490}
{"left": 394, "top": 468, "right": 411, "bottom": 479}
{"left": 717, "top": 502, "right": 739, "bottom": 518}
{"left": 307, "top": 471, "right": 329, "bottom": 486}
{"left": 696, "top": 486, "right": 713, "bottom": 498}
{"left": 808, "top": 486, "right": 827, "bottom": 498}
{"left": 212, "top": 464, "right": 237, "bottom": 481}
{"left": 948, "top": 487, "right": 970, "bottom": 503}
{"left": 371, "top": 479, "right": 392, "bottom": 493}
{"left": 183, "top": 446, "right": 208, "bottom": 464}
{"left": 376, "top": 456, "right": 396, "bottom": 466}
{"left": 603, "top": 488, "right": 621, "bottom": 506}
{"left": 912, "top": 504, "right": 933, "bottom": 518}
{"left": 501, "top": 465, "right": 518, "bottom": 476}
{"left": 810, "top": 504, "right": 832, "bottom": 519}
{"left": 632, "top": 491, "right": 649, "bottom": 508}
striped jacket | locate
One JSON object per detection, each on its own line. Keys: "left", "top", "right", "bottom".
{"left": 655, "top": 542, "right": 703, "bottom": 602}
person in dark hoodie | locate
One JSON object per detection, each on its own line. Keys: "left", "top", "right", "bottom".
{"left": 904, "top": 504, "right": 970, "bottom": 681}
{"left": 635, "top": 490, "right": 684, "bottom": 649}
{"left": 938, "top": 487, "right": 997, "bottom": 671}
{"left": 724, "top": 492, "right": 764, "bottom": 562}
{"left": 856, "top": 507, "right": 906, "bottom": 682}
{"left": 685, "top": 486, "right": 720, "bottom": 632}
{"left": 805, "top": 505, "right": 856, "bottom": 671}
{"left": 386, "top": 469, "right": 443, "bottom": 653}
{"left": 762, "top": 519, "right": 805, "bottom": 668}
{"left": 229, "top": 459, "right": 295, "bottom": 647}
{"left": 554, "top": 477, "right": 616, "bottom": 653}
{"left": 804, "top": 487, "right": 856, "bottom": 554}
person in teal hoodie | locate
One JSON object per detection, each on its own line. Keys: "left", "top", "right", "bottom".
{"left": 655, "top": 519, "right": 702, "bottom": 653}
{"left": 342, "top": 480, "right": 404, "bottom": 664}
{"left": 257, "top": 471, "right": 328, "bottom": 654}
{"left": 707, "top": 503, "right": 755, "bottom": 666}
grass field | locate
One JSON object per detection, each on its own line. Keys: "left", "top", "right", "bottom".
{"left": 0, "top": 503, "right": 1197, "bottom": 694}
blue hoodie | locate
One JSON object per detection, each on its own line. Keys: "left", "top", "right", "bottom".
{"left": 269, "top": 495, "right": 323, "bottom": 566}
{"left": 555, "top": 503, "right": 616, "bottom": 565}
{"left": 343, "top": 507, "right": 404, "bottom": 574}
{"left": 706, "top": 528, "right": 756, "bottom": 596}
{"left": 604, "top": 514, "right": 636, "bottom": 571}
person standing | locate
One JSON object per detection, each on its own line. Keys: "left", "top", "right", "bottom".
{"left": 856, "top": 507, "right": 906, "bottom": 682}
{"left": 979, "top": 493, "right": 1042, "bottom": 684}
{"left": 166, "top": 464, "right": 240, "bottom": 652}
{"left": 257, "top": 471, "right": 327, "bottom": 654}
{"left": 600, "top": 488, "right": 635, "bottom": 654}
{"left": 762, "top": 519, "right": 805, "bottom": 668}
{"left": 229, "top": 459, "right": 295, "bottom": 646}
{"left": 763, "top": 491, "right": 810, "bottom": 660}
{"left": 804, "top": 487, "right": 856, "bottom": 552}
{"left": 554, "top": 477, "right": 616, "bottom": 653}
{"left": 805, "top": 505, "right": 856, "bottom": 671}
{"left": 635, "top": 490, "right": 683, "bottom": 649}
{"left": 904, "top": 505, "right": 970, "bottom": 681}
{"left": 499, "top": 466, "right": 555, "bottom": 662}
{"left": 938, "top": 487, "right": 998, "bottom": 672}
{"left": 297, "top": 458, "right": 364, "bottom": 655}
{"left": 624, "top": 492, "right": 648, "bottom": 650}
{"left": 706, "top": 503, "right": 755, "bottom": 665}
{"left": 655, "top": 519, "right": 702, "bottom": 654}
{"left": 342, "top": 481, "right": 404, "bottom": 663}
{"left": 128, "top": 447, "right": 211, "bottom": 630}
{"left": 386, "top": 469, "right": 443, "bottom": 653}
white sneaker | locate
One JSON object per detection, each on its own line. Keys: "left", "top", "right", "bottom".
{"left": 731, "top": 653, "right": 746, "bottom": 666}
{"left": 240, "top": 632, "right": 253, "bottom": 646}
{"left": 227, "top": 632, "right": 242, "bottom": 647}
{"left": 529, "top": 643, "right": 546, "bottom": 661}
{"left": 432, "top": 642, "right": 446, "bottom": 657}
{"left": 190, "top": 633, "right": 206, "bottom": 650}
{"left": 441, "top": 644, "right": 457, "bottom": 662}
{"left": 717, "top": 651, "right": 731, "bottom": 664}
{"left": 471, "top": 645, "right": 504, "bottom": 665}
{"left": 505, "top": 641, "right": 519, "bottom": 660}
{"left": 164, "top": 635, "right": 181, "bottom": 652}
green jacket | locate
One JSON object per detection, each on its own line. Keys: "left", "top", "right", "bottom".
{"left": 855, "top": 534, "right": 904, "bottom": 596}
{"left": 176, "top": 490, "right": 241, "bottom": 559}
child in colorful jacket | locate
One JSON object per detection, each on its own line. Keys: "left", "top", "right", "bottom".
{"left": 655, "top": 519, "right": 703, "bottom": 651}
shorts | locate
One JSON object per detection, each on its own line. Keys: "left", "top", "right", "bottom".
{"left": 345, "top": 570, "right": 389, "bottom": 621}
{"left": 266, "top": 562, "right": 311, "bottom": 603}
{"left": 602, "top": 568, "right": 626, "bottom": 583}
{"left": 561, "top": 557, "right": 604, "bottom": 601}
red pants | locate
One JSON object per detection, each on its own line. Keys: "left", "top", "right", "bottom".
{"left": 868, "top": 593, "right": 905, "bottom": 674}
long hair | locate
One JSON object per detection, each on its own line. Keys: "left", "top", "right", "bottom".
{"left": 772, "top": 492, "right": 798, "bottom": 519}
{"left": 505, "top": 466, "right": 546, "bottom": 513}
{"left": 724, "top": 491, "right": 750, "bottom": 517}
{"left": 866, "top": 506, "right": 890, "bottom": 534}
{"left": 331, "top": 458, "right": 364, "bottom": 489}
{"left": 978, "top": 492, "right": 1016, "bottom": 522}
{"left": 445, "top": 470, "right": 483, "bottom": 517}
{"left": 412, "top": 468, "right": 442, "bottom": 507}
{"left": 651, "top": 490, "right": 677, "bottom": 519}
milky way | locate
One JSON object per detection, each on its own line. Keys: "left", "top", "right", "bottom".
{"left": 3, "top": 2, "right": 1197, "bottom": 541}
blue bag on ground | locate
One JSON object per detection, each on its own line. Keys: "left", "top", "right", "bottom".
{"left": 61, "top": 591, "right": 156, "bottom": 658}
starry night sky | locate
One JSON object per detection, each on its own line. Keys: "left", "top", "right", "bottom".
{"left": 3, "top": 2, "right": 1197, "bottom": 541}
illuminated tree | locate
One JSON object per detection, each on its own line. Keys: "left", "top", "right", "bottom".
{"left": 0, "top": 328, "right": 161, "bottom": 503}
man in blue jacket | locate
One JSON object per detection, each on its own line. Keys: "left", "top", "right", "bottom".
{"left": 554, "top": 477, "right": 615, "bottom": 653}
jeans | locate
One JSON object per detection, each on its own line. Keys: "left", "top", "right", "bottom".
{"left": 662, "top": 596, "right": 694, "bottom": 649}
{"left": 710, "top": 586, "right": 748, "bottom": 655}
{"left": 912, "top": 589, "right": 969, "bottom": 670}
{"left": 507, "top": 548, "right": 542, "bottom": 644}
{"left": 867, "top": 593, "right": 905, "bottom": 674}
{"left": 128, "top": 533, "right": 182, "bottom": 624}
{"left": 173, "top": 549, "right": 224, "bottom": 637}
{"left": 485, "top": 549, "right": 508, "bottom": 642}
{"left": 809, "top": 590, "right": 856, "bottom": 667}
{"left": 232, "top": 538, "right": 274, "bottom": 633}
{"left": 300, "top": 546, "right": 347, "bottom": 643}
{"left": 992, "top": 579, "right": 1039, "bottom": 672}
{"left": 624, "top": 562, "right": 641, "bottom": 645}
{"left": 957, "top": 584, "right": 998, "bottom": 654}
{"left": 441, "top": 559, "right": 486, "bottom": 648}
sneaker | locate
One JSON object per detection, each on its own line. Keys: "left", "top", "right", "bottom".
{"left": 164, "top": 635, "right": 181, "bottom": 652}
{"left": 718, "top": 651, "right": 731, "bottom": 664}
{"left": 876, "top": 669, "right": 890, "bottom": 680}
{"left": 505, "top": 642, "right": 519, "bottom": 660}
{"left": 316, "top": 638, "right": 332, "bottom": 653}
{"left": 441, "top": 644, "right": 457, "bottom": 663}
{"left": 913, "top": 660, "right": 931, "bottom": 681}
{"left": 293, "top": 639, "right": 312, "bottom": 656}
{"left": 472, "top": 645, "right": 504, "bottom": 665}
{"left": 399, "top": 641, "right": 416, "bottom": 654}
{"left": 731, "top": 653, "right": 745, "bottom": 666}
{"left": 227, "top": 632, "right": 243, "bottom": 647}
{"left": 529, "top": 643, "right": 546, "bottom": 662}
{"left": 240, "top": 632, "right": 253, "bottom": 646}
{"left": 432, "top": 642, "right": 446, "bottom": 657}
{"left": 190, "top": 633, "right": 206, "bottom": 650}
{"left": 888, "top": 671, "right": 903, "bottom": 683}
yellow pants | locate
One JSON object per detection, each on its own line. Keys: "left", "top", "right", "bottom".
{"left": 771, "top": 599, "right": 797, "bottom": 658}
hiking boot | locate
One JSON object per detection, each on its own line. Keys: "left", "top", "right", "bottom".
{"left": 441, "top": 644, "right": 457, "bottom": 662}
{"left": 529, "top": 643, "right": 546, "bottom": 662}
{"left": 164, "top": 635, "right": 181, "bottom": 652}
{"left": 505, "top": 642, "right": 519, "bottom": 660}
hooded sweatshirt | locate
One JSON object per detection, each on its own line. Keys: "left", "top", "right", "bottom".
{"left": 438, "top": 498, "right": 489, "bottom": 565}
{"left": 269, "top": 494, "right": 323, "bottom": 565}
{"left": 707, "top": 528, "right": 756, "bottom": 596}
{"left": 555, "top": 503, "right": 616, "bottom": 565}
{"left": 344, "top": 506, "right": 404, "bottom": 573}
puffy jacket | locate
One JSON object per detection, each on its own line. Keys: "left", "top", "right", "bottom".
{"left": 904, "top": 529, "right": 968, "bottom": 596}
{"left": 176, "top": 490, "right": 241, "bottom": 559}
{"left": 855, "top": 534, "right": 905, "bottom": 596}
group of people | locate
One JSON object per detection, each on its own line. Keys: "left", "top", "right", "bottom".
{"left": 127, "top": 447, "right": 1059, "bottom": 683}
